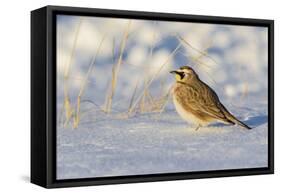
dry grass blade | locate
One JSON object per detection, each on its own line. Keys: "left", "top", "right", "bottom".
{"left": 79, "top": 99, "right": 108, "bottom": 118}
{"left": 105, "top": 20, "right": 132, "bottom": 113}
{"left": 73, "top": 35, "right": 106, "bottom": 128}
{"left": 63, "top": 18, "right": 82, "bottom": 127}
{"left": 177, "top": 35, "right": 219, "bottom": 65}
{"left": 127, "top": 80, "right": 139, "bottom": 115}
{"left": 129, "top": 43, "right": 182, "bottom": 114}
{"left": 139, "top": 21, "right": 159, "bottom": 113}
{"left": 63, "top": 96, "right": 74, "bottom": 127}
{"left": 64, "top": 18, "right": 83, "bottom": 79}
{"left": 157, "top": 86, "right": 173, "bottom": 117}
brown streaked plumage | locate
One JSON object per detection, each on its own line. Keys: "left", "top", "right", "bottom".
{"left": 170, "top": 66, "right": 251, "bottom": 130}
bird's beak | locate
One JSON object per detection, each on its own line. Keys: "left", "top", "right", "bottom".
{"left": 170, "top": 70, "right": 184, "bottom": 80}
{"left": 170, "top": 70, "right": 182, "bottom": 76}
{"left": 170, "top": 70, "right": 178, "bottom": 74}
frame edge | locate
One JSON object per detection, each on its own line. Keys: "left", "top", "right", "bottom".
{"left": 31, "top": 6, "right": 48, "bottom": 188}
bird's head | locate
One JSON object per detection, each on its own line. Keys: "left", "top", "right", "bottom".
{"left": 170, "top": 66, "right": 198, "bottom": 82}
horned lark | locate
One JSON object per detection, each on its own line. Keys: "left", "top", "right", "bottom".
{"left": 170, "top": 66, "right": 251, "bottom": 130}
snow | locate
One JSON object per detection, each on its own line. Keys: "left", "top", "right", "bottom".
{"left": 57, "top": 101, "right": 268, "bottom": 179}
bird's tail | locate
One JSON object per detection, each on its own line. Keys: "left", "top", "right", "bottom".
{"left": 230, "top": 117, "right": 252, "bottom": 130}
{"left": 220, "top": 105, "right": 252, "bottom": 130}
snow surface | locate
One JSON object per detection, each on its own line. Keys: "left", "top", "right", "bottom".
{"left": 57, "top": 102, "right": 268, "bottom": 179}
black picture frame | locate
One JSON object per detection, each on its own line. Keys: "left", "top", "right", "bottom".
{"left": 31, "top": 5, "right": 274, "bottom": 188}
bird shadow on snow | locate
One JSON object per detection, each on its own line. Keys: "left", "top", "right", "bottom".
{"left": 246, "top": 115, "right": 268, "bottom": 127}
{"left": 209, "top": 115, "right": 268, "bottom": 129}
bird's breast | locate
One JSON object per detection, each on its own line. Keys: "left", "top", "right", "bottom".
{"left": 172, "top": 84, "right": 211, "bottom": 126}
{"left": 172, "top": 95, "right": 208, "bottom": 126}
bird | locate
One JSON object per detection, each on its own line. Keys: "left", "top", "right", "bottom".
{"left": 170, "top": 66, "right": 251, "bottom": 130}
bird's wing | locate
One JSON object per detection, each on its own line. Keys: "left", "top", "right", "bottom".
{"left": 180, "top": 83, "right": 229, "bottom": 121}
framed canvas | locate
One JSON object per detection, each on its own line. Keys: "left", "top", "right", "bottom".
{"left": 31, "top": 5, "right": 274, "bottom": 188}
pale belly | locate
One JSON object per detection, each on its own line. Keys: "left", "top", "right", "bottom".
{"left": 173, "top": 95, "right": 210, "bottom": 126}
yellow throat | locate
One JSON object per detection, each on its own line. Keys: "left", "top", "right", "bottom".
{"left": 175, "top": 74, "right": 182, "bottom": 81}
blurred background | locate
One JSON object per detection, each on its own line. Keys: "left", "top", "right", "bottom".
{"left": 57, "top": 15, "right": 268, "bottom": 126}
